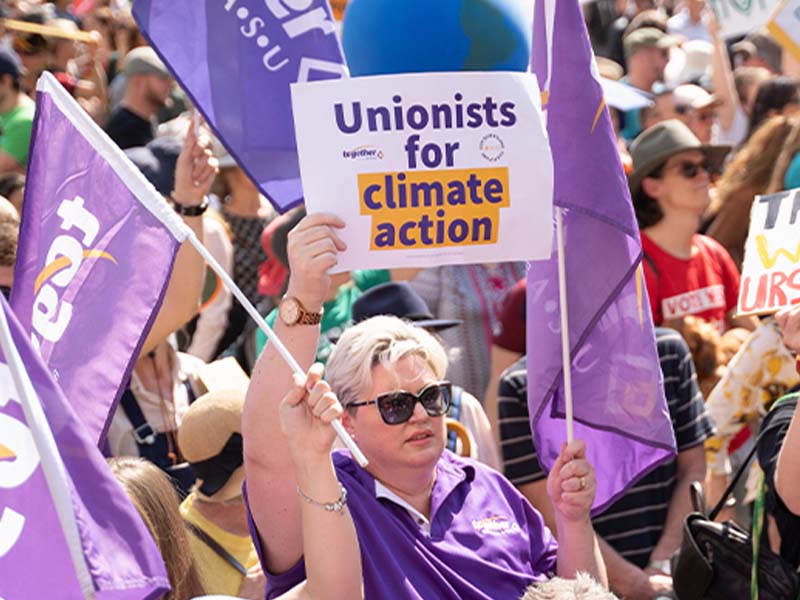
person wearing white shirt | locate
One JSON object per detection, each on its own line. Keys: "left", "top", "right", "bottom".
{"left": 667, "top": 0, "right": 711, "bottom": 43}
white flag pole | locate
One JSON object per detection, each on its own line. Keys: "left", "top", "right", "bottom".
{"left": 35, "top": 73, "right": 368, "bottom": 468}
{"left": 540, "top": 0, "right": 574, "bottom": 443}
{"left": 555, "top": 209, "right": 574, "bottom": 443}
{"left": 0, "top": 307, "right": 95, "bottom": 599}
{"left": 185, "top": 232, "right": 369, "bottom": 467}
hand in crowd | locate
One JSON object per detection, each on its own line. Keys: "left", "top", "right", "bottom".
{"left": 237, "top": 563, "right": 267, "bottom": 600}
{"left": 776, "top": 306, "right": 800, "bottom": 354}
{"left": 545, "top": 439, "right": 595, "bottom": 523}
{"left": 626, "top": 571, "right": 673, "bottom": 600}
{"left": 172, "top": 122, "right": 218, "bottom": 207}
{"left": 285, "top": 213, "right": 346, "bottom": 311}
{"left": 279, "top": 363, "right": 344, "bottom": 462}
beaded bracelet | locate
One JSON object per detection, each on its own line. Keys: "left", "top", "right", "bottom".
{"left": 296, "top": 483, "right": 348, "bottom": 513}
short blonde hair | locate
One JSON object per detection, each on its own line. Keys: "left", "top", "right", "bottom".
{"left": 326, "top": 315, "right": 448, "bottom": 408}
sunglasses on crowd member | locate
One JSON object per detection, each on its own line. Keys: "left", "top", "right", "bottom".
{"left": 347, "top": 382, "right": 452, "bottom": 425}
{"left": 667, "top": 159, "right": 714, "bottom": 179}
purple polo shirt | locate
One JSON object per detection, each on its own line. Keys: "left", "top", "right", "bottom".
{"left": 245, "top": 450, "right": 558, "bottom": 599}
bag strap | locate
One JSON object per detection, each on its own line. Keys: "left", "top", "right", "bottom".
{"left": 184, "top": 519, "right": 248, "bottom": 576}
{"left": 708, "top": 433, "right": 761, "bottom": 521}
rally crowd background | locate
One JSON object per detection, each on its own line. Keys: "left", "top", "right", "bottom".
{"left": 3, "top": 0, "right": 800, "bottom": 599}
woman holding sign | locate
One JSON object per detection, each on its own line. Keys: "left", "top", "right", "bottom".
{"left": 242, "top": 213, "right": 606, "bottom": 599}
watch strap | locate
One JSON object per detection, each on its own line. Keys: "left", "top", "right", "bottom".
{"left": 172, "top": 196, "right": 209, "bottom": 216}
{"left": 299, "top": 310, "right": 323, "bottom": 325}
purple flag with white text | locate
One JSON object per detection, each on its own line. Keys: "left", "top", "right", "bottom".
{"left": 527, "top": 0, "right": 677, "bottom": 513}
{"left": 133, "top": 0, "right": 347, "bottom": 213}
{"left": 0, "top": 295, "right": 169, "bottom": 599}
{"left": 11, "top": 73, "right": 186, "bottom": 445}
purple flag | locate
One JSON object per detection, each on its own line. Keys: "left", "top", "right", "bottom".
{"left": 11, "top": 72, "right": 187, "bottom": 444}
{"left": 527, "top": 0, "right": 677, "bottom": 513}
{"left": 133, "top": 0, "right": 347, "bottom": 213}
{"left": 0, "top": 295, "right": 170, "bottom": 599}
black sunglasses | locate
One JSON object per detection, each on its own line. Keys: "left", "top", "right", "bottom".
{"left": 347, "top": 382, "right": 452, "bottom": 425}
{"left": 670, "top": 159, "right": 713, "bottom": 179}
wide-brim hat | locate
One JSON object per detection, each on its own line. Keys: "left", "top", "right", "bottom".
{"left": 352, "top": 282, "right": 462, "bottom": 331}
{"left": 178, "top": 389, "right": 245, "bottom": 503}
{"left": 627, "top": 119, "right": 731, "bottom": 197}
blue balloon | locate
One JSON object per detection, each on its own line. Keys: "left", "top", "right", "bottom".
{"left": 342, "top": 0, "right": 532, "bottom": 77}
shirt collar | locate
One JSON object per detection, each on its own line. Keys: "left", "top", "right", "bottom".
{"left": 374, "top": 480, "right": 432, "bottom": 534}
{"left": 371, "top": 452, "right": 474, "bottom": 534}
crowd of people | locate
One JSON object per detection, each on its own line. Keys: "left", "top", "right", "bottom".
{"left": 4, "top": 0, "right": 800, "bottom": 599}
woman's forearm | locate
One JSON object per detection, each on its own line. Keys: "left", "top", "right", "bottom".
{"left": 555, "top": 518, "right": 607, "bottom": 587}
{"left": 294, "top": 455, "right": 363, "bottom": 600}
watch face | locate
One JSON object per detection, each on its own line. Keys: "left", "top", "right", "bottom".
{"left": 279, "top": 297, "right": 301, "bottom": 325}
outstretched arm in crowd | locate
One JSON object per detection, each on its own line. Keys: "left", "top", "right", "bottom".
{"left": 647, "top": 445, "right": 707, "bottom": 563}
{"left": 774, "top": 306, "right": 800, "bottom": 515}
{"left": 243, "top": 213, "right": 346, "bottom": 574}
{"left": 547, "top": 439, "right": 607, "bottom": 586}
{"left": 274, "top": 365, "right": 363, "bottom": 600}
{"left": 707, "top": 5, "right": 740, "bottom": 133}
{"left": 139, "top": 125, "right": 216, "bottom": 356}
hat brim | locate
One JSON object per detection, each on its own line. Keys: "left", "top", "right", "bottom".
{"left": 628, "top": 143, "right": 731, "bottom": 198}
{"left": 411, "top": 318, "right": 462, "bottom": 332}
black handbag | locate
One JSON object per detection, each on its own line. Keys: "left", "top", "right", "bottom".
{"left": 672, "top": 426, "right": 800, "bottom": 600}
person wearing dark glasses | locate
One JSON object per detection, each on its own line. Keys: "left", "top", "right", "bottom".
{"left": 242, "top": 212, "right": 607, "bottom": 599}
{"left": 628, "top": 119, "right": 758, "bottom": 333}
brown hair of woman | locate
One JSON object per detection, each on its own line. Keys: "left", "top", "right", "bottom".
{"left": 767, "top": 117, "right": 800, "bottom": 194}
{"left": 705, "top": 116, "right": 797, "bottom": 268}
{"left": 109, "top": 457, "right": 205, "bottom": 600}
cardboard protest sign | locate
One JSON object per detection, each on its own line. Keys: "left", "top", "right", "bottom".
{"left": 709, "top": 0, "right": 780, "bottom": 38}
{"left": 738, "top": 188, "right": 800, "bottom": 315}
{"left": 767, "top": 0, "right": 800, "bottom": 62}
{"left": 291, "top": 71, "right": 553, "bottom": 271}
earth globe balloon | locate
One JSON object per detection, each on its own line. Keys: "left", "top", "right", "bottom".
{"left": 341, "top": 0, "right": 533, "bottom": 76}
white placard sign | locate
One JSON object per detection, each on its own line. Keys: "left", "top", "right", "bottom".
{"left": 738, "top": 188, "right": 800, "bottom": 316}
{"left": 291, "top": 71, "right": 554, "bottom": 272}
{"left": 709, "top": 0, "right": 780, "bottom": 38}
{"left": 768, "top": 0, "right": 800, "bottom": 62}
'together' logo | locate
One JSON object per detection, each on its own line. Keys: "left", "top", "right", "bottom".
{"left": 342, "top": 145, "right": 384, "bottom": 161}
{"left": 31, "top": 196, "right": 116, "bottom": 351}
{"left": 0, "top": 363, "right": 40, "bottom": 559}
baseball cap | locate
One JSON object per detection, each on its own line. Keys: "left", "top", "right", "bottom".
{"left": 623, "top": 27, "right": 677, "bottom": 61}
{"left": 125, "top": 136, "right": 182, "bottom": 197}
{"left": 673, "top": 84, "right": 722, "bottom": 111}
{"left": 732, "top": 29, "right": 782, "bottom": 73}
{"left": 0, "top": 47, "right": 22, "bottom": 79}
{"left": 123, "top": 46, "right": 171, "bottom": 79}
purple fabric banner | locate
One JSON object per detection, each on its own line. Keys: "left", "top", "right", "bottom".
{"left": 11, "top": 73, "right": 184, "bottom": 445}
{"left": 527, "top": 0, "right": 677, "bottom": 513}
{"left": 133, "top": 0, "right": 347, "bottom": 213}
{"left": 0, "top": 295, "right": 170, "bottom": 599}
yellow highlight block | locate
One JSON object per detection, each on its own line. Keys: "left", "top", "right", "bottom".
{"left": 357, "top": 167, "right": 510, "bottom": 251}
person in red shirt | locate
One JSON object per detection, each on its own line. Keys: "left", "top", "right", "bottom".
{"left": 628, "top": 120, "right": 758, "bottom": 332}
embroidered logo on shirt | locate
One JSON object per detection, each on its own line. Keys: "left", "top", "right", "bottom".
{"left": 472, "top": 515, "right": 522, "bottom": 536}
{"left": 661, "top": 284, "right": 725, "bottom": 320}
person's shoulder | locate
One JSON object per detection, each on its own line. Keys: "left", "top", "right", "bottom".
{"left": 694, "top": 234, "right": 734, "bottom": 260}
{"left": 498, "top": 357, "right": 528, "bottom": 391}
